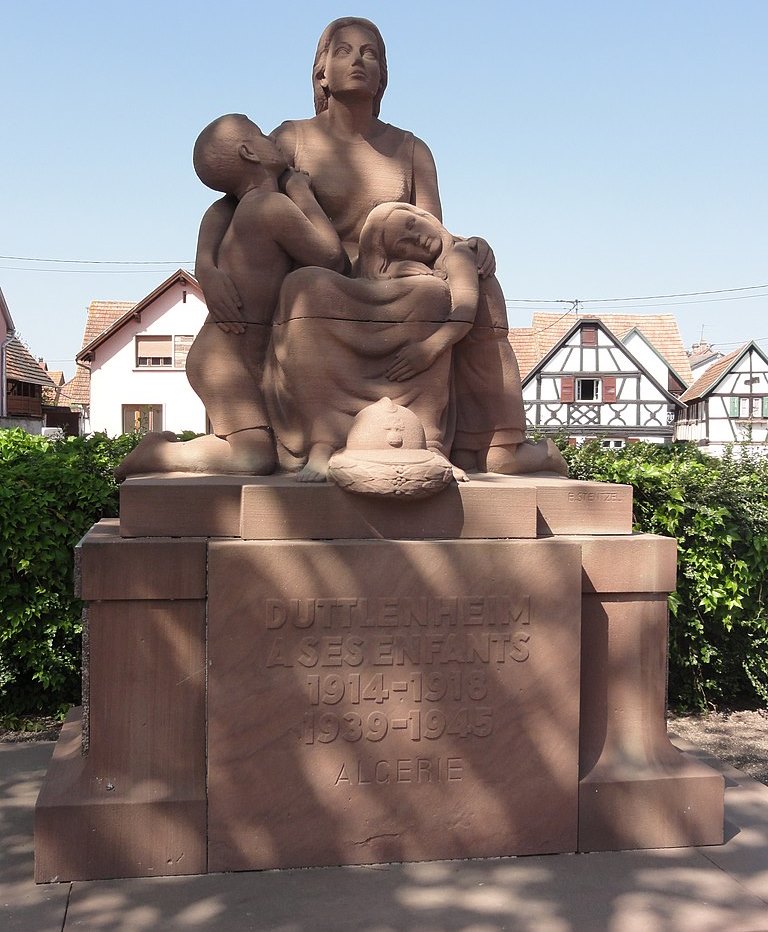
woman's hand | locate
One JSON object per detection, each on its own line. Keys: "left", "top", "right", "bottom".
{"left": 385, "top": 341, "right": 441, "bottom": 381}
{"left": 201, "top": 268, "right": 246, "bottom": 333}
{"left": 466, "top": 236, "right": 496, "bottom": 278}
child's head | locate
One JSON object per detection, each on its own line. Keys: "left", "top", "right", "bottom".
{"left": 358, "top": 203, "right": 452, "bottom": 279}
{"left": 193, "top": 114, "right": 287, "bottom": 194}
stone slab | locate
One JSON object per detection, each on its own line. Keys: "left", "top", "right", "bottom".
{"left": 531, "top": 476, "right": 633, "bottom": 536}
{"left": 578, "top": 533, "right": 678, "bottom": 593}
{"left": 119, "top": 473, "right": 539, "bottom": 540}
{"left": 578, "top": 593, "right": 724, "bottom": 850}
{"left": 118, "top": 473, "right": 632, "bottom": 540}
{"left": 579, "top": 762, "right": 726, "bottom": 852}
{"left": 206, "top": 537, "right": 583, "bottom": 872}
{"left": 35, "top": 712, "right": 206, "bottom": 882}
{"left": 240, "top": 475, "right": 537, "bottom": 540}
{"left": 119, "top": 474, "right": 251, "bottom": 538}
{"left": 36, "top": 594, "right": 207, "bottom": 882}
{"left": 76, "top": 520, "right": 207, "bottom": 600}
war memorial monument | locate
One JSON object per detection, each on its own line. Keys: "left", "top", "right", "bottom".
{"left": 35, "top": 17, "right": 724, "bottom": 881}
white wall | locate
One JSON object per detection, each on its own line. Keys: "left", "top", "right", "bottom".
{"left": 88, "top": 281, "right": 208, "bottom": 436}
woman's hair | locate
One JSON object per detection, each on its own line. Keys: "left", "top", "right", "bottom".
{"left": 357, "top": 203, "right": 453, "bottom": 280}
{"left": 312, "top": 17, "right": 388, "bottom": 117}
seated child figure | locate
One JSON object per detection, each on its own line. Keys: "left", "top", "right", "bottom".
{"left": 116, "top": 113, "right": 345, "bottom": 478}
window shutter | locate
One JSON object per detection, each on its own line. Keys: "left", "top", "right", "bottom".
{"left": 174, "top": 335, "right": 195, "bottom": 368}
{"left": 729, "top": 397, "right": 739, "bottom": 417}
{"left": 136, "top": 336, "right": 172, "bottom": 358}
{"left": 602, "top": 376, "right": 617, "bottom": 403}
{"left": 763, "top": 397, "right": 768, "bottom": 418}
{"left": 581, "top": 324, "right": 598, "bottom": 346}
{"left": 560, "top": 376, "right": 575, "bottom": 402}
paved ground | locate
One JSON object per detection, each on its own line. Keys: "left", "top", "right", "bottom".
{"left": 3, "top": 736, "right": 768, "bottom": 932}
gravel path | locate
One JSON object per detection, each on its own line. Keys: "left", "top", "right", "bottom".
{"left": 668, "top": 710, "right": 768, "bottom": 783}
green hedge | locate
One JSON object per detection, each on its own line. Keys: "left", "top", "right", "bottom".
{"left": 1, "top": 429, "right": 767, "bottom": 717}
{"left": 558, "top": 439, "right": 768, "bottom": 710}
{"left": 0, "top": 430, "right": 140, "bottom": 721}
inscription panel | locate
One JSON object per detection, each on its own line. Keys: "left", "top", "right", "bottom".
{"left": 207, "top": 539, "right": 582, "bottom": 872}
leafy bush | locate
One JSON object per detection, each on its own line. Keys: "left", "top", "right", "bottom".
{"left": 0, "top": 430, "right": 141, "bottom": 719}
{"left": 558, "top": 439, "right": 768, "bottom": 710}
{"left": 2, "top": 428, "right": 766, "bottom": 716}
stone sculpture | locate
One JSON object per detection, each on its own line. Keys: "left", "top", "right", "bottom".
{"left": 327, "top": 398, "right": 455, "bottom": 498}
{"left": 36, "top": 18, "right": 725, "bottom": 885}
{"left": 116, "top": 16, "right": 567, "bottom": 488}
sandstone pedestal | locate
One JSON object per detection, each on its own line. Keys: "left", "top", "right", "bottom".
{"left": 35, "top": 474, "right": 724, "bottom": 882}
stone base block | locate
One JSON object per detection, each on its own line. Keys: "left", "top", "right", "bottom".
{"left": 578, "top": 758, "right": 725, "bottom": 851}
{"left": 35, "top": 711, "right": 207, "bottom": 882}
{"left": 206, "top": 537, "right": 583, "bottom": 871}
{"left": 118, "top": 474, "right": 633, "bottom": 540}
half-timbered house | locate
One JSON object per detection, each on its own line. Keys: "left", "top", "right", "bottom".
{"left": 509, "top": 313, "right": 691, "bottom": 446}
{"left": 677, "top": 341, "right": 768, "bottom": 455}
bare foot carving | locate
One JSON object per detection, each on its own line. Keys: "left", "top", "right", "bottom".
{"left": 297, "top": 443, "right": 333, "bottom": 483}
{"left": 114, "top": 428, "right": 275, "bottom": 479}
{"left": 484, "top": 439, "right": 568, "bottom": 477}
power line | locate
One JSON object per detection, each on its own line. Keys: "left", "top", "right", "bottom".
{"left": 578, "top": 283, "right": 768, "bottom": 302}
{"left": 0, "top": 255, "right": 191, "bottom": 265}
{"left": 0, "top": 266, "right": 191, "bottom": 274}
{"left": 505, "top": 282, "right": 768, "bottom": 306}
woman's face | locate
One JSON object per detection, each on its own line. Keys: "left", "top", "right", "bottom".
{"left": 322, "top": 25, "right": 381, "bottom": 100}
{"left": 383, "top": 211, "right": 442, "bottom": 264}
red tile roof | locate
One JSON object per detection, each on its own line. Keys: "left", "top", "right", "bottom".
{"left": 60, "top": 300, "right": 134, "bottom": 408}
{"left": 5, "top": 339, "right": 55, "bottom": 386}
{"left": 507, "top": 312, "right": 692, "bottom": 384}
{"left": 680, "top": 344, "right": 748, "bottom": 402}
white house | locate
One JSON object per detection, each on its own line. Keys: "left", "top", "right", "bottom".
{"left": 74, "top": 269, "right": 208, "bottom": 436}
{"left": 508, "top": 313, "right": 690, "bottom": 446}
{"left": 676, "top": 341, "right": 768, "bottom": 456}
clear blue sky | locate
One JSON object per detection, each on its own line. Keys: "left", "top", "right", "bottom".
{"left": 3, "top": 0, "right": 767, "bottom": 379}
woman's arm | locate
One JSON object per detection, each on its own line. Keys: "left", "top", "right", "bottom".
{"left": 195, "top": 196, "right": 244, "bottom": 332}
{"left": 411, "top": 137, "right": 442, "bottom": 221}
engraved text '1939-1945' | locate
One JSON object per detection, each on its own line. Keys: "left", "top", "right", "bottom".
{"left": 262, "top": 595, "right": 532, "bottom": 783}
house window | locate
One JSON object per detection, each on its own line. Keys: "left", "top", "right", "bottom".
{"left": 730, "top": 397, "right": 768, "bottom": 419}
{"left": 122, "top": 404, "right": 163, "bottom": 434}
{"left": 136, "top": 336, "right": 173, "bottom": 367}
{"left": 601, "top": 439, "right": 625, "bottom": 449}
{"left": 576, "top": 378, "right": 601, "bottom": 402}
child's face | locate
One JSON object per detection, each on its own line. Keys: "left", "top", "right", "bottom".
{"left": 244, "top": 121, "right": 288, "bottom": 172}
{"left": 383, "top": 211, "right": 442, "bottom": 264}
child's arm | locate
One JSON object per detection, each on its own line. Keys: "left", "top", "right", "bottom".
{"left": 195, "top": 196, "right": 245, "bottom": 333}
{"left": 274, "top": 170, "right": 348, "bottom": 273}
{"left": 385, "top": 242, "right": 479, "bottom": 382}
